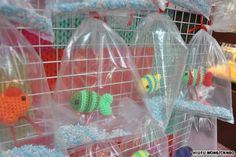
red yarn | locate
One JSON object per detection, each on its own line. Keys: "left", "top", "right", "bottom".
{"left": 0, "top": 87, "right": 30, "bottom": 126}
{"left": 188, "top": 70, "right": 193, "bottom": 86}
{"left": 127, "top": 11, "right": 134, "bottom": 26}
{"left": 188, "top": 16, "right": 207, "bottom": 33}
{"left": 4, "top": 86, "right": 22, "bottom": 97}
{"left": 196, "top": 69, "right": 201, "bottom": 86}
{"left": 203, "top": 72, "right": 213, "bottom": 87}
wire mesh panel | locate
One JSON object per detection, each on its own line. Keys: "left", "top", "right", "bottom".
{"left": 10, "top": 3, "right": 212, "bottom": 157}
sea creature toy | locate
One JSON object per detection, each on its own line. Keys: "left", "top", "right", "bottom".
{"left": 139, "top": 73, "right": 161, "bottom": 95}
{"left": 131, "top": 150, "right": 150, "bottom": 157}
{"left": 173, "top": 146, "right": 192, "bottom": 157}
{"left": 183, "top": 68, "right": 213, "bottom": 102}
{"left": 70, "top": 90, "right": 113, "bottom": 116}
{"left": 0, "top": 86, "right": 40, "bottom": 146}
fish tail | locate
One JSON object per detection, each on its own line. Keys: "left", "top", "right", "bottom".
{"left": 203, "top": 71, "right": 213, "bottom": 87}
{"left": 99, "top": 93, "right": 113, "bottom": 116}
{"left": 155, "top": 73, "right": 161, "bottom": 81}
{"left": 154, "top": 73, "right": 161, "bottom": 91}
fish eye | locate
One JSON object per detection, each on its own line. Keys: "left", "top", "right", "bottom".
{"left": 146, "top": 85, "right": 149, "bottom": 89}
{"left": 21, "top": 96, "right": 26, "bottom": 101}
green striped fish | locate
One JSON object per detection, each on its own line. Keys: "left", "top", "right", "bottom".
{"left": 70, "top": 90, "right": 113, "bottom": 116}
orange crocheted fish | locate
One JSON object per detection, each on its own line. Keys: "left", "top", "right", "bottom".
{"left": 0, "top": 86, "right": 30, "bottom": 126}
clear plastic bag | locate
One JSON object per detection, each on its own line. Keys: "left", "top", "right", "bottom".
{"left": 133, "top": 13, "right": 188, "bottom": 129}
{"left": 67, "top": 140, "right": 123, "bottom": 157}
{"left": 169, "top": 0, "right": 213, "bottom": 19}
{"left": 0, "top": 0, "right": 52, "bottom": 38}
{"left": 176, "top": 29, "right": 234, "bottom": 123}
{"left": 53, "top": 17, "right": 164, "bottom": 151}
{"left": 210, "top": 0, "right": 236, "bottom": 32}
{"left": 0, "top": 18, "right": 56, "bottom": 152}
{"left": 188, "top": 117, "right": 217, "bottom": 157}
{"left": 221, "top": 43, "right": 236, "bottom": 82}
{"left": 48, "top": 0, "right": 167, "bottom": 15}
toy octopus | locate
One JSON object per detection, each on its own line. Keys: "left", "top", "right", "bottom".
{"left": 0, "top": 86, "right": 40, "bottom": 146}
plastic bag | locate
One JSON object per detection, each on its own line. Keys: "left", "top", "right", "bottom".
{"left": 176, "top": 29, "right": 234, "bottom": 123}
{"left": 134, "top": 13, "right": 188, "bottom": 129}
{"left": 0, "top": 18, "right": 56, "bottom": 152}
{"left": 221, "top": 43, "right": 236, "bottom": 82}
{"left": 188, "top": 117, "right": 217, "bottom": 157}
{"left": 48, "top": 0, "right": 167, "bottom": 15}
{"left": 67, "top": 140, "right": 123, "bottom": 157}
{"left": 0, "top": 0, "right": 53, "bottom": 38}
{"left": 169, "top": 0, "right": 213, "bottom": 19}
{"left": 210, "top": 0, "right": 236, "bottom": 32}
{"left": 117, "top": 113, "right": 168, "bottom": 157}
{"left": 53, "top": 17, "right": 163, "bottom": 151}
{"left": 54, "top": 98, "right": 147, "bottom": 149}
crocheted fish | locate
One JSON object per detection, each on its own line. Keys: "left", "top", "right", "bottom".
{"left": 173, "top": 146, "right": 192, "bottom": 157}
{"left": 139, "top": 73, "right": 161, "bottom": 95}
{"left": 71, "top": 90, "right": 113, "bottom": 116}
{"left": 131, "top": 150, "right": 150, "bottom": 157}
{"left": 183, "top": 69, "right": 213, "bottom": 87}
{"left": 0, "top": 86, "right": 30, "bottom": 126}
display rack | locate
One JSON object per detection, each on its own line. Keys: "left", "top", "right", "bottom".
{"left": 0, "top": 3, "right": 211, "bottom": 156}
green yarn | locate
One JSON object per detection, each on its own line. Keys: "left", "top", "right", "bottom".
{"left": 88, "top": 90, "right": 99, "bottom": 112}
{"left": 131, "top": 150, "right": 149, "bottom": 157}
{"left": 99, "top": 93, "right": 113, "bottom": 116}
{"left": 183, "top": 70, "right": 189, "bottom": 85}
{"left": 70, "top": 90, "right": 113, "bottom": 116}
{"left": 200, "top": 69, "right": 204, "bottom": 84}
{"left": 192, "top": 69, "right": 198, "bottom": 86}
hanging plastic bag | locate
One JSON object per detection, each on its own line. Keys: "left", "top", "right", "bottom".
{"left": 169, "top": 0, "right": 213, "bottom": 19}
{"left": 0, "top": 0, "right": 53, "bottom": 39}
{"left": 53, "top": 17, "right": 164, "bottom": 151}
{"left": 48, "top": 0, "right": 167, "bottom": 15}
{"left": 188, "top": 117, "right": 217, "bottom": 157}
{"left": 0, "top": 18, "right": 57, "bottom": 153}
{"left": 176, "top": 29, "right": 234, "bottom": 123}
{"left": 210, "top": 0, "right": 236, "bottom": 32}
{"left": 134, "top": 13, "right": 188, "bottom": 129}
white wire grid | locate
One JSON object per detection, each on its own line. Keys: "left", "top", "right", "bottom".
{"left": 0, "top": 2, "right": 211, "bottom": 156}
